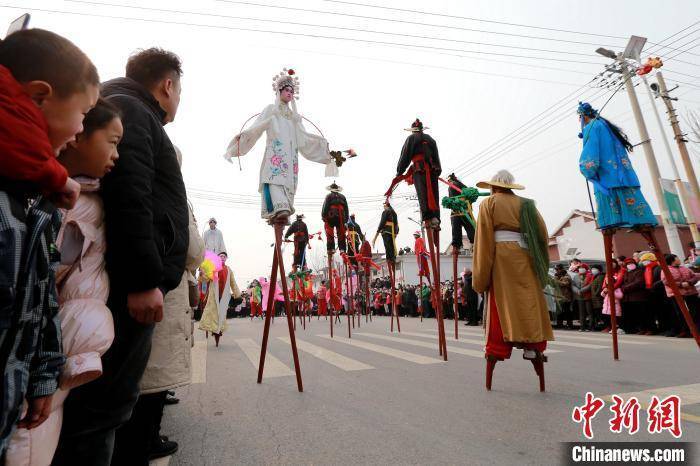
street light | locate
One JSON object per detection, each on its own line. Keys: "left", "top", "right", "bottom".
{"left": 595, "top": 47, "right": 617, "bottom": 59}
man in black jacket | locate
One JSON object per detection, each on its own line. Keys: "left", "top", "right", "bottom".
{"left": 54, "top": 48, "right": 188, "bottom": 466}
{"left": 285, "top": 214, "right": 309, "bottom": 269}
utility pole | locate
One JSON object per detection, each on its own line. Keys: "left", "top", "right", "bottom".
{"left": 656, "top": 71, "right": 700, "bottom": 248}
{"left": 617, "top": 53, "right": 685, "bottom": 257}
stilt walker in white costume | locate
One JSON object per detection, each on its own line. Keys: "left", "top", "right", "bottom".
{"left": 225, "top": 68, "right": 347, "bottom": 392}
{"left": 225, "top": 68, "right": 338, "bottom": 222}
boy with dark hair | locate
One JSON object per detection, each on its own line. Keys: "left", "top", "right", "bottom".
{"left": 0, "top": 28, "right": 99, "bottom": 456}
{"left": 54, "top": 47, "right": 188, "bottom": 466}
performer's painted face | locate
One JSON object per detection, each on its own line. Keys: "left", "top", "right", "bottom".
{"left": 280, "top": 86, "right": 294, "bottom": 103}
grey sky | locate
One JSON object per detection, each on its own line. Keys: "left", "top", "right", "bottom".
{"left": 4, "top": 0, "right": 699, "bottom": 284}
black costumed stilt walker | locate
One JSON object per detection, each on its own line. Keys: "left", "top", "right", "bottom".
{"left": 386, "top": 119, "right": 446, "bottom": 359}
{"left": 372, "top": 201, "right": 400, "bottom": 330}
{"left": 346, "top": 214, "right": 365, "bottom": 326}
{"left": 285, "top": 214, "right": 309, "bottom": 271}
{"left": 323, "top": 182, "right": 350, "bottom": 337}
{"left": 441, "top": 173, "right": 488, "bottom": 339}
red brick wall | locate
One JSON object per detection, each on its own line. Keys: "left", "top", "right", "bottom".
{"left": 612, "top": 225, "right": 693, "bottom": 259}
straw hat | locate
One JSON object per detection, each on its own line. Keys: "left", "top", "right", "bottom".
{"left": 404, "top": 118, "right": 429, "bottom": 132}
{"left": 476, "top": 169, "right": 525, "bottom": 190}
{"left": 327, "top": 182, "right": 343, "bottom": 192}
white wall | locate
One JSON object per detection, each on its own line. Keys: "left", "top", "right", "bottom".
{"left": 391, "top": 255, "right": 474, "bottom": 285}
{"left": 555, "top": 216, "right": 605, "bottom": 261}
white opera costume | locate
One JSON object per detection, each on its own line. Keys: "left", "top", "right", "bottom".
{"left": 224, "top": 68, "right": 338, "bottom": 219}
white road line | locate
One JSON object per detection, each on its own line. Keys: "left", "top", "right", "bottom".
{"left": 234, "top": 338, "right": 294, "bottom": 378}
{"left": 418, "top": 328, "right": 606, "bottom": 349}
{"left": 397, "top": 330, "right": 560, "bottom": 354}
{"left": 191, "top": 340, "right": 208, "bottom": 384}
{"left": 278, "top": 337, "right": 374, "bottom": 371}
{"left": 441, "top": 326, "right": 661, "bottom": 345}
{"left": 609, "top": 383, "right": 700, "bottom": 406}
{"left": 318, "top": 335, "right": 442, "bottom": 364}
{"left": 549, "top": 333, "right": 651, "bottom": 345}
{"left": 604, "top": 383, "right": 700, "bottom": 425}
{"left": 356, "top": 332, "right": 484, "bottom": 358}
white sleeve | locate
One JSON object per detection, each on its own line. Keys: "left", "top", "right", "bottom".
{"left": 295, "top": 118, "right": 339, "bottom": 177}
{"left": 224, "top": 105, "right": 275, "bottom": 161}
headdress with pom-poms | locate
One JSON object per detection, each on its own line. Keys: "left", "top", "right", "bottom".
{"left": 272, "top": 67, "right": 300, "bottom": 100}
{"left": 577, "top": 101, "right": 598, "bottom": 118}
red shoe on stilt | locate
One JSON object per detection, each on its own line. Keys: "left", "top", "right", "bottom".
{"left": 485, "top": 355, "right": 502, "bottom": 391}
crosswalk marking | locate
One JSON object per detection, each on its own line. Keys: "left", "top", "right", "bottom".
{"left": 234, "top": 338, "right": 294, "bottom": 378}
{"left": 356, "top": 332, "right": 484, "bottom": 358}
{"left": 604, "top": 383, "right": 700, "bottom": 425}
{"left": 397, "top": 330, "right": 559, "bottom": 354}
{"left": 432, "top": 325, "right": 660, "bottom": 346}
{"left": 548, "top": 333, "right": 652, "bottom": 345}
{"left": 278, "top": 337, "right": 374, "bottom": 371}
{"left": 318, "top": 335, "right": 443, "bottom": 364}
{"left": 418, "top": 327, "right": 607, "bottom": 349}
{"left": 191, "top": 340, "right": 208, "bottom": 384}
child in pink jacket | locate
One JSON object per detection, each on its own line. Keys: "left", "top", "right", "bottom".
{"left": 7, "top": 99, "right": 123, "bottom": 466}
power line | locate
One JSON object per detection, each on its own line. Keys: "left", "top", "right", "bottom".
{"left": 442, "top": 77, "right": 601, "bottom": 173}
{"left": 314, "top": 0, "right": 629, "bottom": 40}
{"left": 452, "top": 87, "right": 610, "bottom": 180}
{"left": 65, "top": 1, "right": 619, "bottom": 59}
{"left": 0, "top": 4, "right": 611, "bottom": 66}
{"left": 75, "top": 0, "right": 620, "bottom": 79}
{"left": 444, "top": 23, "right": 700, "bottom": 178}
{"left": 216, "top": 1, "right": 629, "bottom": 46}
{"left": 643, "top": 21, "right": 700, "bottom": 57}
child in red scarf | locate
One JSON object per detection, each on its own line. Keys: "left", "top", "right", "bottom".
{"left": 0, "top": 29, "right": 99, "bottom": 456}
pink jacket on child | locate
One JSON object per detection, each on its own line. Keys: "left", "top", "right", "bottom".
{"left": 7, "top": 178, "right": 114, "bottom": 466}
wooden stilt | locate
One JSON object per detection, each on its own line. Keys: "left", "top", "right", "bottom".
{"left": 453, "top": 248, "right": 459, "bottom": 340}
{"left": 344, "top": 261, "right": 352, "bottom": 338}
{"left": 419, "top": 273, "right": 424, "bottom": 322}
{"left": 602, "top": 229, "right": 620, "bottom": 361}
{"left": 389, "top": 261, "right": 400, "bottom": 332}
{"left": 258, "top": 220, "right": 303, "bottom": 392}
{"left": 353, "top": 266, "right": 360, "bottom": 329}
{"left": 257, "top": 236, "right": 279, "bottom": 384}
{"left": 640, "top": 229, "right": 700, "bottom": 350}
{"left": 347, "top": 262, "right": 356, "bottom": 329}
{"left": 328, "top": 253, "right": 334, "bottom": 338}
{"left": 435, "top": 231, "right": 447, "bottom": 359}
{"left": 365, "top": 271, "right": 370, "bottom": 323}
{"left": 425, "top": 226, "right": 447, "bottom": 360}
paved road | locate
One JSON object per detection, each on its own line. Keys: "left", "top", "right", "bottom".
{"left": 158, "top": 316, "right": 699, "bottom": 465}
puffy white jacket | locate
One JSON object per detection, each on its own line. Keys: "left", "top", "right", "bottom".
{"left": 7, "top": 179, "right": 114, "bottom": 466}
